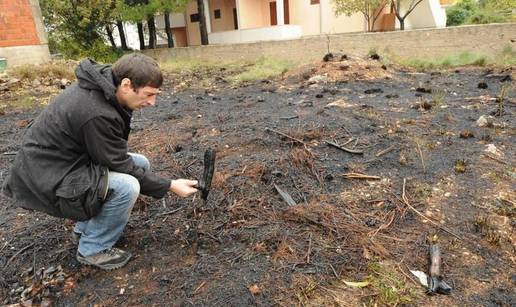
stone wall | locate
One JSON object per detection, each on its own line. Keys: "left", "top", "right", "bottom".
{"left": 144, "top": 23, "right": 516, "bottom": 63}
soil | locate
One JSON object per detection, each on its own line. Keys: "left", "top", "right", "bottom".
{"left": 0, "top": 56, "right": 515, "bottom": 306}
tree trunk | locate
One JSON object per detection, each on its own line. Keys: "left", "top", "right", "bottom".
{"left": 164, "top": 12, "right": 174, "bottom": 48}
{"left": 105, "top": 25, "right": 116, "bottom": 47}
{"left": 117, "top": 20, "right": 128, "bottom": 50}
{"left": 137, "top": 22, "right": 145, "bottom": 50}
{"left": 147, "top": 16, "right": 157, "bottom": 49}
{"left": 399, "top": 18, "right": 405, "bottom": 30}
{"left": 196, "top": 0, "right": 209, "bottom": 45}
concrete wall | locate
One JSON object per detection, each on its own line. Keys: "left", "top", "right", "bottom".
{"left": 143, "top": 23, "right": 516, "bottom": 63}
{"left": 210, "top": 0, "right": 237, "bottom": 32}
{"left": 289, "top": 0, "right": 320, "bottom": 36}
{"left": 209, "top": 24, "right": 302, "bottom": 44}
{"left": 0, "top": 0, "right": 50, "bottom": 67}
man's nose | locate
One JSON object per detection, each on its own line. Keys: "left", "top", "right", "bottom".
{"left": 148, "top": 96, "right": 156, "bottom": 106}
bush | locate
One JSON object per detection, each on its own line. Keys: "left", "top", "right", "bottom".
{"left": 468, "top": 10, "right": 506, "bottom": 24}
{"left": 446, "top": 0, "right": 512, "bottom": 26}
{"left": 446, "top": 7, "right": 472, "bottom": 26}
{"left": 51, "top": 36, "right": 126, "bottom": 64}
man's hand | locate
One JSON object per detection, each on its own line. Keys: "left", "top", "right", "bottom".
{"left": 170, "top": 179, "right": 198, "bottom": 197}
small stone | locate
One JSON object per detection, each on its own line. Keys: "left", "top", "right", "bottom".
{"left": 385, "top": 94, "right": 399, "bottom": 99}
{"left": 340, "top": 54, "right": 348, "bottom": 61}
{"left": 500, "top": 75, "right": 512, "bottom": 82}
{"left": 416, "top": 87, "right": 432, "bottom": 93}
{"left": 308, "top": 75, "right": 328, "bottom": 84}
{"left": 315, "top": 93, "right": 324, "bottom": 98}
{"left": 459, "top": 130, "right": 474, "bottom": 138}
{"left": 364, "top": 88, "right": 383, "bottom": 94}
{"left": 476, "top": 115, "right": 494, "bottom": 127}
{"left": 369, "top": 53, "right": 380, "bottom": 60}
{"left": 485, "top": 144, "right": 501, "bottom": 156}
{"left": 323, "top": 53, "right": 333, "bottom": 62}
{"left": 477, "top": 82, "right": 488, "bottom": 89}
{"left": 249, "top": 284, "right": 261, "bottom": 295}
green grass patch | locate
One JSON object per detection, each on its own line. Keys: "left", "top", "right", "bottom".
{"left": 228, "top": 57, "right": 294, "bottom": 83}
{"left": 365, "top": 262, "right": 421, "bottom": 306}
{"left": 10, "top": 62, "right": 75, "bottom": 82}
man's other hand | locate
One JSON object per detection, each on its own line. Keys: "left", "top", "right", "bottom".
{"left": 170, "top": 179, "right": 198, "bottom": 197}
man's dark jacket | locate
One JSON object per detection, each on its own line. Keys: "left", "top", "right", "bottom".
{"left": 2, "top": 59, "right": 170, "bottom": 221}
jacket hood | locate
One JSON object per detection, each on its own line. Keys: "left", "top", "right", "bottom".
{"left": 75, "top": 59, "right": 118, "bottom": 103}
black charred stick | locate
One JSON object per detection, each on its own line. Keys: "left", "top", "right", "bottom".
{"left": 196, "top": 148, "right": 216, "bottom": 201}
{"left": 427, "top": 244, "right": 452, "bottom": 295}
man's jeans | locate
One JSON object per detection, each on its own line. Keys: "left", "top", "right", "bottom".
{"left": 75, "top": 153, "right": 150, "bottom": 256}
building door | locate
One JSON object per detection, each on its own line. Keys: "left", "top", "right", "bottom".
{"left": 233, "top": 8, "right": 238, "bottom": 29}
{"left": 284, "top": 0, "right": 289, "bottom": 24}
{"left": 270, "top": 2, "right": 277, "bottom": 26}
{"left": 270, "top": 1, "right": 289, "bottom": 26}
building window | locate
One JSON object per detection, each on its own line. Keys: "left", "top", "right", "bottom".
{"left": 190, "top": 13, "right": 199, "bottom": 22}
{"left": 310, "top": 0, "right": 320, "bottom": 4}
{"left": 214, "top": 9, "right": 221, "bottom": 19}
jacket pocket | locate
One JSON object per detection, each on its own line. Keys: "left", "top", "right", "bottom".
{"left": 55, "top": 182, "right": 91, "bottom": 221}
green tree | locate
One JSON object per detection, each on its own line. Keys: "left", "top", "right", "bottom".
{"left": 333, "top": 0, "right": 389, "bottom": 32}
{"left": 391, "top": 0, "right": 425, "bottom": 30}
{"left": 40, "top": 0, "right": 120, "bottom": 60}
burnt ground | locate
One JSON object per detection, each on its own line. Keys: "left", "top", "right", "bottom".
{"left": 0, "top": 57, "right": 515, "bottom": 306}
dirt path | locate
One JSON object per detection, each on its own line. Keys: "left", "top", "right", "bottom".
{"left": 0, "top": 59, "right": 514, "bottom": 306}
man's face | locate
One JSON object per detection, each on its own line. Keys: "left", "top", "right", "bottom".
{"left": 117, "top": 78, "right": 160, "bottom": 110}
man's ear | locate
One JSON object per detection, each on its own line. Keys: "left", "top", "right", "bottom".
{"left": 120, "top": 78, "right": 132, "bottom": 91}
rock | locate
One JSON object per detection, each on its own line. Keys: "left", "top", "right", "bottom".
{"left": 500, "top": 75, "right": 512, "bottom": 82}
{"left": 484, "top": 144, "right": 502, "bottom": 156}
{"left": 32, "top": 79, "right": 41, "bottom": 87}
{"left": 369, "top": 53, "right": 380, "bottom": 60}
{"left": 339, "top": 65, "right": 350, "bottom": 71}
{"left": 477, "top": 82, "right": 488, "bottom": 89}
{"left": 381, "top": 64, "right": 387, "bottom": 70}
{"left": 315, "top": 93, "right": 324, "bottom": 98}
{"left": 249, "top": 284, "right": 261, "bottom": 295}
{"left": 295, "top": 100, "right": 313, "bottom": 107}
{"left": 459, "top": 130, "right": 474, "bottom": 138}
{"left": 308, "top": 75, "right": 328, "bottom": 84}
{"left": 364, "top": 88, "right": 383, "bottom": 94}
{"left": 411, "top": 101, "right": 432, "bottom": 110}
{"left": 325, "top": 99, "right": 353, "bottom": 109}
{"left": 385, "top": 94, "right": 399, "bottom": 99}
{"left": 256, "top": 96, "right": 265, "bottom": 102}
{"left": 323, "top": 53, "right": 333, "bottom": 62}
{"left": 340, "top": 54, "right": 348, "bottom": 61}
{"left": 416, "top": 87, "right": 432, "bottom": 93}
{"left": 476, "top": 115, "right": 494, "bottom": 127}
{"left": 60, "top": 78, "right": 69, "bottom": 86}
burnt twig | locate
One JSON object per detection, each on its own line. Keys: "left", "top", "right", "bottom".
{"left": 265, "top": 127, "right": 305, "bottom": 145}
{"left": 375, "top": 144, "right": 397, "bottom": 157}
{"left": 343, "top": 172, "right": 381, "bottom": 180}
{"left": 274, "top": 184, "right": 297, "bottom": 206}
{"left": 324, "top": 140, "right": 363, "bottom": 155}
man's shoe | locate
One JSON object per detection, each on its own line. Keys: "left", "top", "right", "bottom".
{"left": 76, "top": 248, "right": 132, "bottom": 270}
{"left": 71, "top": 231, "right": 81, "bottom": 245}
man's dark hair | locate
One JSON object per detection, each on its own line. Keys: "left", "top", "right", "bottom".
{"left": 112, "top": 53, "right": 163, "bottom": 89}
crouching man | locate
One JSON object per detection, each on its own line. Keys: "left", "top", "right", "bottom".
{"left": 2, "top": 53, "right": 198, "bottom": 270}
